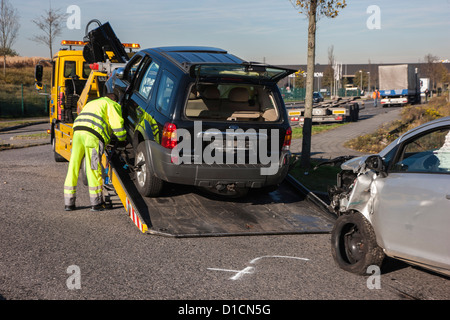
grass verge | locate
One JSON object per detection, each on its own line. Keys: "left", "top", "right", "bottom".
{"left": 291, "top": 123, "right": 347, "bottom": 139}
{"left": 345, "top": 96, "right": 450, "bottom": 154}
{"left": 289, "top": 122, "right": 348, "bottom": 194}
{"left": 12, "top": 133, "right": 49, "bottom": 140}
{"left": 289, "top": 159, "right": 341, "bottom": 194}
{"left": 289, "top": 96, "right": 450, "bottom": 195}
{"left": 0, "top": 118, "right": 47, "bottom": 130}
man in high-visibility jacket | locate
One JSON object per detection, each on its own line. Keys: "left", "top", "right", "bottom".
{"left": 64, "top": 93, "right": 127, "bottom": 211}
{"left": 372, "top": 89, "right": 380, "bottom": 107}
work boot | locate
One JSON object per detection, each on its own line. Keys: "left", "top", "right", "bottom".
{"left": 91, "top": 202, "right": 107, "bottom": 212}
{"left": 65, "top": 205, "right": 76, "bottom": 211}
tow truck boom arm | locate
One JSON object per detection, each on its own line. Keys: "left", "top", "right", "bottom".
{"left": 82, "top": 20, "right": 130, "bottom": 64}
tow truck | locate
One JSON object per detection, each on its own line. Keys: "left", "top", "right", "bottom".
{"left": 34, "top": 20, "right": 336, "bottom": 237}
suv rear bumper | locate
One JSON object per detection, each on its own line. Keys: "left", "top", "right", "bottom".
{"left": 146, "top": 140, "right": 290, "bottom": 188}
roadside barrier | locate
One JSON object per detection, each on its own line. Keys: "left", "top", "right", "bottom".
{"left": 0, "top": 84, "right": 48, "bottom": 118}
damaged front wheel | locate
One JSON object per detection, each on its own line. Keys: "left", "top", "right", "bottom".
{"left": 331, "top": 211, "right": 385, "bottom": 275}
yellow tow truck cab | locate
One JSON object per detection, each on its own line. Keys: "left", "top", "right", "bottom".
{"left": 35, "top": 40, "right": 139, "bottom": 161}
{"left": 48, "top": 46, "right": 93, "bottom": 160}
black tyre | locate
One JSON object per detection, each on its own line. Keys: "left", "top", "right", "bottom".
{"left": 134, "top": 142, "right": 163, "bottom": 197}
{"left": 352, "top": 104, "right": 359, "bottom": 121}
{"left": 331, "top": 211, "right": 385, "bottom": 275}
{"left": 346, "top": 105, "right": 356, "bottom": 122}
{"left": 345, "top": 106, "right": 352, "bottom": 122}
{"left": 52, "top": 136, "right": 67, "bottom": 162}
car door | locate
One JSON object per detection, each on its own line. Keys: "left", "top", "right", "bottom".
{"left": 371, "top": 126, "right": 450, "bottom": 269}
{"left": 111, "top": 53, "right": 145, "bottom": 103}
{"left": 122, "top": 56, "right": 161, "bottom": 142}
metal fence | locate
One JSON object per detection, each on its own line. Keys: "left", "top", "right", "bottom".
{"left": 280, "top": 87, "right": 362, "bottom": 101}
{"left": 0, "top": 84, "right": 49, "bottom": 118}
{"left": 0, "top": 84, "right": 364, "bottom": 118}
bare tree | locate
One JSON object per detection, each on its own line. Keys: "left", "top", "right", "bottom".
{"left": 290, "top": 0, "right": 347, "bottom": 168}
{"left": 31, "top": 6, "right": 66, "bottom": 59}
{"left": 0, "top": 0, "right": 20, "bottom": 78}
{"left": 322, "top": 45, "right": 335, "bottom": 91}
{"left": 423, "top": 53, "right": 440, "bottom": 92}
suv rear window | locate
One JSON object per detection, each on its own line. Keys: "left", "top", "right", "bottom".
{"left": 185, "top": 83, "right": 280, "bottom": 122}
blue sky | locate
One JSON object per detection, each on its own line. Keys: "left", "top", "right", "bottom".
{"left": 11, "top": 0, "right": 450, "bottom": 65}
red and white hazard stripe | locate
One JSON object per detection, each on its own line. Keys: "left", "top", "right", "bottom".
{"left": 126, "top": 198, "right": 147, "bottom": 233}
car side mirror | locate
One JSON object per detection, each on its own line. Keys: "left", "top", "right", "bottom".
{"left": 35, "top": 64, "right": 44, "bottom": 90}
{"left": 365, "top": 155, "right": 386, "bottom": 176}
{"left": 115, "top": 67, "right": 125, "bottom": 80}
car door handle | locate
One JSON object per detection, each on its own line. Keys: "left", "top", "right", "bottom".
{"left": 446, "top": 195, "right": 450, "bottom": 200}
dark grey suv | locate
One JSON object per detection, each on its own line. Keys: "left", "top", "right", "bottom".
{"left": 106, "top": 46, "right": 295, "bottom": 197}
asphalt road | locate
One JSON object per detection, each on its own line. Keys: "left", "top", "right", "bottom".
{"left": 0, "top": 119, "right": 49, "bottom": 149}
{"left": 291, "top": 99, "right": 403, "bottom": 159}
{"left": 0, "top": 105, "right": 449, "bottom": 306}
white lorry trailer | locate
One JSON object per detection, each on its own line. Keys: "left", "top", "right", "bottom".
{"left": 379, "top": 64, "right": 420, "bottom": 107}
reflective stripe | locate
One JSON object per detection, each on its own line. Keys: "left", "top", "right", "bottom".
{"left": 75, "top": 118, "right": 111, "bottom": 142}
{"left": 88, "top": 186, "right": 102, "bottom": 192}
{"left": 112, "top": 127, "right": 126, "bottom": 140}
{"left": 75, "top": 112, "right": 110, "bottom": 140}
{"left": 90, "top": 193, "right": 103, "bottom": 206}
{"left": 89, "top": 188, "right": 102, "bottom": 198}
{"left": 64, "top": 194, "right": 76, "bottom": 206}
{"left": 113, "top": 127, "right": 126, "bottom": 133}
{"left": 79, "top": 112, "right": 108, "bottom": 127}
{"left": 64, "top": 186, "right": 77, "bottom": 194}
{"left": 115, "top": 133, "right": 127, "bottom": 139}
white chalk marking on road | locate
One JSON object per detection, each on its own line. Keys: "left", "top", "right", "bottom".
{"left": 207, "top": 267, "right": 255, "bottom": 281}
{"left": 250, "top": 255, "right": 310, "bottom": 264}
{"left": 208, "top": 255, "right": 309, "bottom": 281}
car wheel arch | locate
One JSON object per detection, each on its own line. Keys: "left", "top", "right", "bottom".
{"left": 132, "top": 130, "right": 145, "bottom": 150}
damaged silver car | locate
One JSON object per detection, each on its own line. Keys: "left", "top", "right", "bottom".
{"left": 329, "top": 116, "right": 450, "bottom": 276}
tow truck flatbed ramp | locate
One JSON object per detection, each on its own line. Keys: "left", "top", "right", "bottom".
{"left": 106, "top": 153, "right": 336, "bottom": 237}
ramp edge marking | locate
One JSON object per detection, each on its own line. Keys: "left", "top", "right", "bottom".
{"left": 125, "top": 197, "right": 148, "bottom": 233}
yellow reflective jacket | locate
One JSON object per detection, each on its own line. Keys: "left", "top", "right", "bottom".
{"left": 74, "top": 97, "right": 126, "bottom": 145}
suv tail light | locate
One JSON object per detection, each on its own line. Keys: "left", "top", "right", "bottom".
{"left": 283, "top": 127, "right": 292, "bottom": 151}
{"left": 161, "top": 123, "right": 177, "bottom": 149}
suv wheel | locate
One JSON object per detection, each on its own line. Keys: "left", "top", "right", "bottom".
{"left": 331, "top": 211, "right": 385, "bottom": 275}
{"left": 134, "top": 142, "right": 163, "bottom": 197}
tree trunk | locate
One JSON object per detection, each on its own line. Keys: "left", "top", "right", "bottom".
{"left": 3, "top": 55, "right": 6, "bottom": 78}
{"left": 300, "top": 0, "right": 317, "bottom": 169}
{"left": 49, "top": 22, "right": 53, "bottom": 59}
